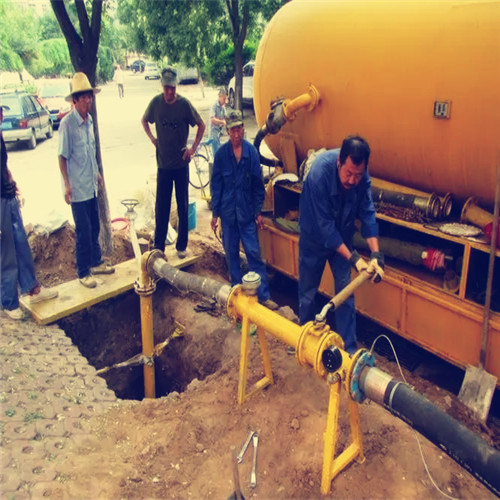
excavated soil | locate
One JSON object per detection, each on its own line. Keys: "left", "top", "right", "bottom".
{"left": 26, "top": 226, "right": 499, "bottom": 499}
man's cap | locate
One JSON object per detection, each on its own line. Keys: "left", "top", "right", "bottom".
{"left": 226, "top": 109, "right": 243, "bottom": 129}
{"left": 66, "top": 72, "right": 100, "bottom": 102}
{"left": 218, "top": 87, "right": 227, "bottom": 96}
{"left": 0, "top": 103, "right": 10, "bottom": 110}
{"left": 161, "top": 67, "right": 177, "bottom": 87}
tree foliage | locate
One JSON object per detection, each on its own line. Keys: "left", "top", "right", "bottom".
{"left": 0, "top": 0, "right": 122, "bottom": 81}
{"left": 117, "top": 0, "right": 285, "bottom": 108}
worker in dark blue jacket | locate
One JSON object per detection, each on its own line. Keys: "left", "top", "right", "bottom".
{"left": 211, "top": 110, "right": 278, "bottom": 310}
{"left": 298, "top": 136, "right": 383, "bottom": 354}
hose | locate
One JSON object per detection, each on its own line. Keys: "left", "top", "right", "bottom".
{"left": 360, "top": 366, "right": 500, "bottom": 497}
{"left": 254, "top": 126, "right": 283, "bottom": 168}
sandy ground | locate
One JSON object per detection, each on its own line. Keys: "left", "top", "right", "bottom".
{"left": 22, "top": 226, "right": 498, "bottom": 500}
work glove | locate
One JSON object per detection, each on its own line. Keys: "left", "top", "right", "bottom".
{"left": 369, "top": 251, "right": 385, "bottom": 284}
{"left": 349, "top": 250, "right": 368, "bottom": 273}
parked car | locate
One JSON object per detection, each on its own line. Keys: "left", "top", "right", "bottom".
{"left": 1, "top": 91, "right": 53, "bottom": 149}
{"left": 37, "top": 78, "right": 72, "bottom": 129}
{"left": 228, "top": 61, "right": 254, "bottom": 108}
{"left": 144, "top": 63, "right": 161, "bottom": 80}
{"left": 130, "top": 60, "right": 145, "bottom": 73}
{"left": 177, "top": 66, "right": 199, "bottom": 84}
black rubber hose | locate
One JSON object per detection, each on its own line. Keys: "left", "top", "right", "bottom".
{"left": 254, "top": 127, "right": 283, "bottom": 168}
{"left": 384, "top": 380, "right": 500, "bottom": 497}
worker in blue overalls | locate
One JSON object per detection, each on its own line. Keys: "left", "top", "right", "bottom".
{"left": 210, "top": 110, "right": 278, "bottom": 311}
{"left": 298, "top": 135, "right": 384, "bottom": 354}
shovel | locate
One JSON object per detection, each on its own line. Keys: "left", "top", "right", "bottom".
{"left": 458, "top": 164, "right": 500, "bottom": 422}
{"left": 227, "top": 451, "right": 245, "bottom": 500}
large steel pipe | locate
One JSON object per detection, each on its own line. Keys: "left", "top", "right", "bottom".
{"left": 359, "top": 366, "right": 500, "bottom": 497}
{"left": 147, "top": 250, "right": 231, "bottom": 307}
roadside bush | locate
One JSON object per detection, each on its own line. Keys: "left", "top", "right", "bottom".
{"left": 204, "top": 42, "right": 256, "bottom": 87}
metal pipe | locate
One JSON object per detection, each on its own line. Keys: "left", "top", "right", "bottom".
{"left": 137, "top": 252, "right": 156, "bottom": 398}
{"left": 371, "top": 186, "right": 441, "bottom": 219}
{"left": 461, "top": 196, "right": 495, "bottom": 230}
{"left": 480, "top": 165, "right": 500, "bottom": 368}
{"left": 359, "top": 365, "right": 500, "bottom": 497}
{"left": 144, "top": 252, "right": 500, "bottom": 493}
{"left": 253, "top": 85, "right": 320, "bottom": 168}
{"left": 147, "top": 250, "right": 231, "bottom": 307}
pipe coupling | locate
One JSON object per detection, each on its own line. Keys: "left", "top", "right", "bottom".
{"left": 134, "top": 279, "right": 156, "bottom": 296}
{"left": 242, "top": 272, "right": 261, "bottom": 296}
{"left": 347, "top": 350, "right": 376, "bottom": 403}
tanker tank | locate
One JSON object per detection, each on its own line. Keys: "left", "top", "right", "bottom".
{"left": 254, "top": 0, "right": 500, "bottom": 208}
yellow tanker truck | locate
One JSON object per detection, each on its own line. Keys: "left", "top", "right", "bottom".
{"left": 253, "top": 0, "right": 500, "bottom": 384}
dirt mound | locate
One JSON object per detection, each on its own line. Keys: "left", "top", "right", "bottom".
{"left": 28, "top": 224, "right": 135, "bottom": 286}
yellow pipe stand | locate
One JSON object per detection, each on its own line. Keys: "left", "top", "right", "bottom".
{"left": 227, "top": 284, "right": 365, "bottom": 494}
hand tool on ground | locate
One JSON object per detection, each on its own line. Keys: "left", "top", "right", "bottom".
{"left": 236, "top": 430, "right": 254, "bottom": 463}
{"left": 227, "top": 451, "right": 245, "bottom": 500}
{"left": 250, "top": 433, "right": 259, "bottom": 489}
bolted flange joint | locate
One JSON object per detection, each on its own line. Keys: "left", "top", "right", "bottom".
{"left": 134, "top": 279, "right": 156, "bottom": 296}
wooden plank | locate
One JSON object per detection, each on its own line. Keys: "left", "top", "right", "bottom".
{"left": 20, "top": 248, "right": 201, "bottom": 325}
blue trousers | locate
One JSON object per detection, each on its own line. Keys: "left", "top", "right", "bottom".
{"left": 154, "top": 167, "right": 188, "bottom": 252}
{"left": 221, "top": 218, "right": 270, "bottom": 302}
{"left": 71, "top": 197, "right": 102, "bottom": 279}
{"left": 1, "top": 197, "right": 37, "bottom": 310}
{"left": 298, "top": 237, "right": 357, "bottom": 353}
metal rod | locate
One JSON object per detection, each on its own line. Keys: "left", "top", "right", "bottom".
{"left": 480, "top": 163, "right": 500, "bottom": 368}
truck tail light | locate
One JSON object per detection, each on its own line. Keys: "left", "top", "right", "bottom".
{"left": 19, "top": 119, "right": 28, "bottom": 129}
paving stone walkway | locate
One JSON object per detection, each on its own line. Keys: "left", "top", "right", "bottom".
{"left": 0, "top": 314, "right": 119, "bottom": 499}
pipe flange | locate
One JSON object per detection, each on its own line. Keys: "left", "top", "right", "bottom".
{"left": 134, "top": 279, "right": 156, "bottom": 296}
{"left": 226, "top": 285, "right": 242, "bottom": 320}
{"left": 348, "top": 350, "right": 376, "bottom": 403}
{"left": 295, "top": 322, "right": 316, "bottom": 367}
{"left": 460, "top": 196, "right": 477, "bottom": 224}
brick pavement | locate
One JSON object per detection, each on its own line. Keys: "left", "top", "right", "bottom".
{"left": 0, "top": 314, "right": 120, "bottom": 499}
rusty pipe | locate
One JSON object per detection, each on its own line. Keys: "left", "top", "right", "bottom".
{"left": 136, "top": 251, "right": 156, "bottom": 398}
{"left": 461, "top": 196, "right": 494, "bottom": 229}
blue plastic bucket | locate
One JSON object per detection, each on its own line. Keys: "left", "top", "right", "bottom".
{"left": 188, "top": 201, "right": 197, "bottom": 231}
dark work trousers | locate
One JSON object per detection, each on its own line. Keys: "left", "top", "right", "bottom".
{"left": 71, "top": 196, "right": 102, "bottom": 279}
{"left": 1, "top": 197, "right": 38, "bottom": 310}
{"left": 154, "top": 166, "right": 189, "bottom": 252}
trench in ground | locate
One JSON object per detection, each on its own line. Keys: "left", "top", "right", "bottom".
{"left": 58, "top": 281, "right": 230, "bottom": 400}
{"left": 57, "top": 262, "right": 500, "bottom": 422}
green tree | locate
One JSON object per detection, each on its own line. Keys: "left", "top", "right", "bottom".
{"left": 117, "top": 0, "right": 284, "bottom": 109}
{"left": 31, "top": 39, "right": 72, "bottom": 78}
{"left": 0, "top": 0, "right": 38, "bottom": 72}
{"left": 50, "top": 0, "right": 113, "bottom": 254}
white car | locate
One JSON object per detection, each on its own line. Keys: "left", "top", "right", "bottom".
{"left": 227, "top": 61, "right": 254, "bottom": 108}
{"left": 177, "top": 66, "right": 199, "bottom": 84}
{"left": 144, "top": 63, "right": 160, "bottom": 80}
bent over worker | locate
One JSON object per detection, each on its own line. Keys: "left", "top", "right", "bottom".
{"left": 298, "top": 135, "right": 383, "bottom": 354}
{"left": 210, "top": 110, "right": 278, "bottom": 310}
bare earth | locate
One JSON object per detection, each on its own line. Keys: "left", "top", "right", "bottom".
{"left": 27, "top": 226, "right": 497, "bottom": 500}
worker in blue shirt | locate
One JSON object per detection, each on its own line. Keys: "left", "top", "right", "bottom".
{"left": 211, "top": 110, "right": 278, "bottom": 310}
{"left": 298, "top": 135, "right": 384, "bottom": 354}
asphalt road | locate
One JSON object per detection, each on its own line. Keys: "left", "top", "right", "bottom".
{"left": 6, "top": 71, "right": 258, "bottom": 231}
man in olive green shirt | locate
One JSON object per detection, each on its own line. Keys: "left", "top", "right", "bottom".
{"left": 141, "top": 67, "right": 205, "bottom": 258}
